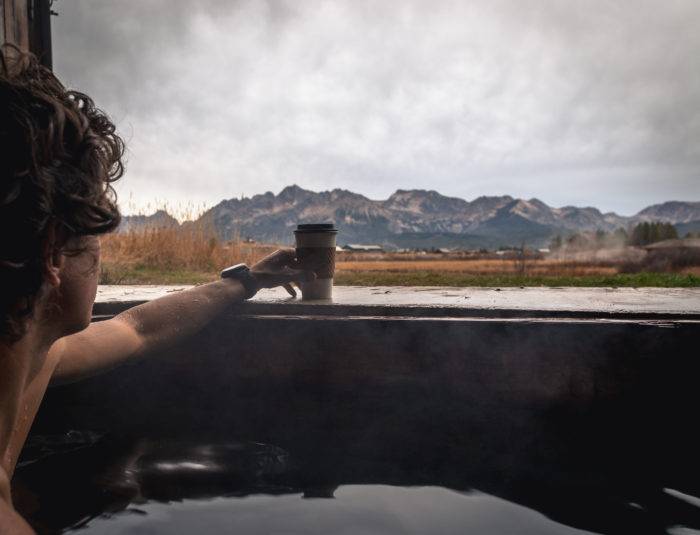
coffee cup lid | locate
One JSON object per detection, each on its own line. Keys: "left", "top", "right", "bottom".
{"left": 295, "top": 223, "right": 337, "bottom": 233}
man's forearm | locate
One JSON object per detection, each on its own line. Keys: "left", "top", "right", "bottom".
{"left": 52, "top": 250, "right": 303, "bottom": 384}
{"left": 50, "top": 279, "right": 248, "bottom": 385}
{"left": 119, "top": 278, "right": 246, "bottom": 358}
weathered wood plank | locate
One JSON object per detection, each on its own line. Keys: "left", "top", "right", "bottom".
{"left": 93, "top": 285, "right": 700, "bottom": 320}
{"left": 2, "top": 0, "right": 29, "bottom": 50}
{"left": 0, "top": 1, "right": 5, "bottom": 44}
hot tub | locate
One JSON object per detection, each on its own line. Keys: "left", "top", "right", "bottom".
{"left": 14, "top": 286, "right": 700, "bottom": 534}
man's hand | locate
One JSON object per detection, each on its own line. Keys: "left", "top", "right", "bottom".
{"left": 250, "top": 248, "right": 315, "bottom": 298}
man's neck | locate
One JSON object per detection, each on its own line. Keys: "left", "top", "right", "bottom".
{"left": 0, "top": 324, "right": 53, "bottom": 469}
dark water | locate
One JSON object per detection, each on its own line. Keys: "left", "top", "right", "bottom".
{"left": 12, "top": 418, "right": 700, "bottom": 535}
{"left": 16, "top": 307, "right": 699, "bottom": 533}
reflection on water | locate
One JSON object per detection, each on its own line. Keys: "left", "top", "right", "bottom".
{"left": 79, "top": 486, "right": 599, "bottom": 535}
{"left": 12, "top": 425, "right": 700, "bottom": 535}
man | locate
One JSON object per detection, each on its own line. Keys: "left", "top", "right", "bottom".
{"left": 0, "top": 47, "right": 312, "bottom": 533}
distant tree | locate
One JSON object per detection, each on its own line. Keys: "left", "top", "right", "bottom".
{"left": 613, "top": 227, "right": 628, "bottom": 243}
{"left": 595, "top": 229, "right": 606, "bottom": 245}
{"left": 549, "top": 235, "right": 562, "bottom": 250}
{"left": 629, "top": 222, "right": 648, "bottom": 246}
{"left": 628, "top": 221, "right": 678, "bottom": 246}
{"left": 566, "top": 233, "right": 589, "bottom": 249}
{"left": 661, "top": 222, "right": 679, "bottom": 241}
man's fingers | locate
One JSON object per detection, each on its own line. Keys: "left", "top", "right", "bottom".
{"left": 271, "top": 268, "right": 315, "bottom": 295}
{"left": 251, "top": 260, "right": 315, "bottom": 296}
{"left": 270, "top": 248, "right": 296, "bottom": 266}
{"left": 284, "top": 267, "right": 316, "bottom": 282}
{"left": 283, "top": 283, "right": 296, "bottom": 297}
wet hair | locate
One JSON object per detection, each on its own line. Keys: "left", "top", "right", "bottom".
{"left": 0, "top": 46, "right": 124, "bottom": 342}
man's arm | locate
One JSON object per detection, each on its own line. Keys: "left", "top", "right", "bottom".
{"left": 50, "top": 278, "right": 246, "bottom": 384}
{"left": 0, "top": 469, "right": 34, "bottom": 534}
{"left": 50, "top": 249, "right": 311, "bottom": 385}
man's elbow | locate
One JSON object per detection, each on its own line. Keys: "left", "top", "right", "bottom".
{"left": 0, "top": 507, "right": 36, "bottom": 534}
{"left": 1, "top": 473, "right": 35, "bottom": 534}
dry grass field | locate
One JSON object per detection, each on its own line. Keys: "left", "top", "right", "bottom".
{"left": 99, "top": 226, "right": 700, "bottom": 287}
{"left": 335, "top": 259, "right": 617, "bottom": 276}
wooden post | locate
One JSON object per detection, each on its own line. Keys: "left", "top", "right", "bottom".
{"left": 1, "top": 0, "right": 52, "bottom": 69}
{"left": 1, "top": 0, "right": 29, "bottom": 51}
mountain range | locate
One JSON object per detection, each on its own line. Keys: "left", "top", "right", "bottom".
{"left": 121, "top": 186, "right": 700, "bottom": 249}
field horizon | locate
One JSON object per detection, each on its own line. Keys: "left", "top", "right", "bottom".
{"left": 100, "top": 226, "right": 700, "bottom": 288}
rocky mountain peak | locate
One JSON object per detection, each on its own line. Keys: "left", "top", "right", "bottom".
{"left": 328, "top": 188, "right": 371, "bottom": 203}
{"left": 499, "top": 198, "right": 556, "bottom": 224}
{"left": 278, "top": 184, "right": 313, "bottom": 204}
{"left": 120, "top": 186, "right": 699, "bottom": 249}
{"left": 384, "top": 189, "right": 469, "bottom": 215}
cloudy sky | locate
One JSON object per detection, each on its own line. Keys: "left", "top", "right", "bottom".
{"left": 52, "top": 0, "right": 699, "bottom": 216}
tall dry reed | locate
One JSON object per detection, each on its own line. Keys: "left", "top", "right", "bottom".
{"left": 101, "top": 222, "right": 276, "bottom": 273}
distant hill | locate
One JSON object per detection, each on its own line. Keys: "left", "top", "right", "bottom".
{"left": 675, "top": 220, "right": 700, "bottom": 237}
{"left": 117, "top": 210, "right": 178, "bottom": 232}
{"left": 119, "top": 187, "right": 700, "bottom": 249}
{"left": 635, "top": 201, "right": 700, "bottom": 223}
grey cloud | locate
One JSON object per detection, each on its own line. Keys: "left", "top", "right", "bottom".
{"left": 51, "top": 0, "right": 700, "bottom": 215}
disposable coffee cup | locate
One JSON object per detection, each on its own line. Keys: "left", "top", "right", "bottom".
{"left": 294, "top": 223, "right": 338, "bottom": 300}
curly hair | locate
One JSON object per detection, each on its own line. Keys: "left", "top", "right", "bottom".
{"left": 0, "top": 46, "right": 124, "bottom": 342}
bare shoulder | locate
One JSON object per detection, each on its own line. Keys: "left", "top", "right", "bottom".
{"left": 46, "top": 335, "right": 67, "bottom": 365}
{"left": 0, "top": 469, "right": 34, "bottom": 534}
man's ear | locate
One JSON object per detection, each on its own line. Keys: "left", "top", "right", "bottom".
{"left": 43, "top": 224, "right": 65, "bottom": 288}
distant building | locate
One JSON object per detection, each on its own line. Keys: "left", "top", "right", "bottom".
{"left": 342, "top": 244, "right": 384, "bottom": 252}
{"left": 538, "top": 248, "right": 550, "bottom": 254}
